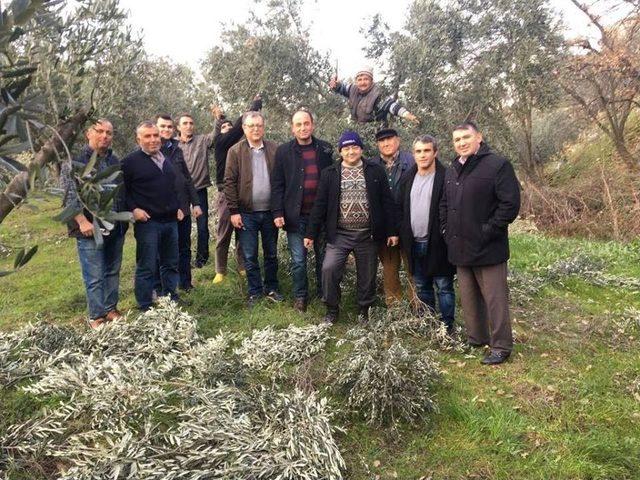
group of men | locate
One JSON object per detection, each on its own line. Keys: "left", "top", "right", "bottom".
{"left": 61, "top": 65, "right": 521, "bottom": 366}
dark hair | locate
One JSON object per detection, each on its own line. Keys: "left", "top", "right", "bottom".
{"left": 413, "top": 134, "right": 438, "bottom": 151}
{"left": 291, "top": 108, "right": 314, "bottom": 124}
{"left": 176, "top": 112, "right": 194, "bottom": 123}
{"left": 220, "top": 119, "right": 233, "bottom": 128}
{"left": 452, "top": 121, "right": 479, "bottom": 133}
{"left": 155, "top": 114, "right": 173, "bottom": 123}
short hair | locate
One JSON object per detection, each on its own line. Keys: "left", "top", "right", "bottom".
{"left": 242, "top": 111, "right": 264, "bottom": 124}
{"left": 155, "top": 114, "right": 173, "bottom": 123}
{"left": 136, "top": 120, "right": 157, "bottom": 136}
{"left": 452, "top": 121, "right": 479, "bottom": 133}
{"left": 413, "top": 134, "right": 438, "bottom": 151}
{"left": 87, "top": 118, "right": 112, "bottom": 132}
{"left": 220, "top": 119, "right": 233, "bottom": 128}
{"left": 176, "top": 112, "right": 194, "bottom": 123}
{"left": 291, "top": 108, "right": 314, "bottom": 124}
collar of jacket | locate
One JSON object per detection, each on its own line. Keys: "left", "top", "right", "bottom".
{"left": 453, "top": 142, "right": 491, "bottom": 171}
{"left": 372, "top": 150, "right": 412, "bottom": 169}
{"left": 293, "top": 136, "right": 318, "bottom": 152}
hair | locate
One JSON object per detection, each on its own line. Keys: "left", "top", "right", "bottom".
{"left": 87, "top": 118, "right": 112, "bottom": 133}
{"left": 413, "top": 134, "right": 438, "bottom": 151}
{"left": 220, "top": 119, "right": 233, "bottom": 128}
{"left": 291, "top": 108, "right": 314, "bottom": 124}
{"left": 135, "top": 120, "right": 157, "bottom": 136}
{"left": 176, "top": 112, "right": 193, "bottom": 123}
{"left": 155, "top": 114, "right": 173, "bottom": 123}
{"left": 242, "top": 110, "right": 264, "bottom": 124}
{"left": 451, "top": 120, "right": 479, "bottom": 133}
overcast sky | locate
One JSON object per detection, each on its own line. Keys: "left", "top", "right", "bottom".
{"left": 118, "top": 0, "right": 594, "bottom": 77}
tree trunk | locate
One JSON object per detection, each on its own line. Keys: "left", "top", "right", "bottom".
{"left": 0, "top": 107, "right": 89, "bottom": 224}
{"left": 612, "top": 133, "right": 638, "bottom": 171}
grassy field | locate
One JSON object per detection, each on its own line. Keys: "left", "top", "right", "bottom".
{"left": 1, "top": 195, "right": 639, "bottom": 479}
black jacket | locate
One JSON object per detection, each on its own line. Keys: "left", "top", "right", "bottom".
{"left": 398, "top": 161, "right": 455, "bottom": 277}
{"left": 213, "top": 98, "right": 262, "bottom": 188}
{"left": 270, "top": 136, "right": 334, "bottom": 232}
{"left": 439, "top": 143, "right": 520, "bottom": 267}
{"left": 305, "top": 160, "right": 399, "bottom": 243}
{"left": 162, "top": 140, "right": 199, "bottom": 215}
{"left": 122, "top": 149, "right": 179, "bottom": 222}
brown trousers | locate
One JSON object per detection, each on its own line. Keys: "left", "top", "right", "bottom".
{"left": 377, "top": 243, "right": 409, "bottom": 305}
{"left": 214, "top": 191, "right": 244, "bottom": 274}
{"left": 457, "top": 262, "right": 513, "bottom": 353}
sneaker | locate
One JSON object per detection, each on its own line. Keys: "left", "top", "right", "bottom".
{"left": 151, "top": 290, "right": 159, "bottom": 304}
{"left": 293, "top": 297, "right": 307, "bottom": 313}
{"left": 265, "top": 290, "right": 284, "bottom": 303}
{"left": 481, "top": 350, "right": 511, "bottom": 365}
{"left": 248, "top": 294, "right": 262, "bottom": 308}
{"left": 212, "top": 273, "right": 226, "bottom": 284}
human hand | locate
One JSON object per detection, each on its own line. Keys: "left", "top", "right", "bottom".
{"left": 177, "top": 209, "right": 185, "bottom": 221}
{"left": 133, "top": 208, "right": 150, "bottom": 222}
{"left": 78, "top": 217, "right": 94, "bottom": 236}
{"left": 231, "top": 214, "right": 244, "bottom": 229}
{"left": 274, "top": 217, "right": 285, "bottom": 228}
{"left": 387, "top": 236, "right": 399, "bottom": 247}
{"left": 192, "top": 206, "right": 203, "bottom": 219}
{"left": 303, "top": 238, "right": 314, "bottom": 249}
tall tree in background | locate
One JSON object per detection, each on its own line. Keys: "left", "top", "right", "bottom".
{"left": 200, "top": 0, "right": 345, "bottom": 143}
{"left": 366, "top": 0, "right": 562, "bottom": 170}
{"left": 560, "top": 0, "right": 640, "bottom": 169}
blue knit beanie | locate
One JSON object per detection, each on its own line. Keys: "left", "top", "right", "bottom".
{"left": 338, "top": 130, "right": 364, "bottom": 151}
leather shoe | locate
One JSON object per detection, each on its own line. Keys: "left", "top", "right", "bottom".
{"left": 293, "top": 298, "right": 307, "bottom": 313}
{"left": 88, "top": 317, "right": 106, "bottom": 329}
{"left": 323, "top": 309, "right": 338, "bottom": 324}
{"left": 481, "top": 350, "right": 510, "bottom": 365}
{"left": 105, "top": 309, "right": 123, "bottom": 322}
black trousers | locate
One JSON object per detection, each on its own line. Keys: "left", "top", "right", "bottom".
{"left": 321, "top": 229, "right": 378, "bottom": 311}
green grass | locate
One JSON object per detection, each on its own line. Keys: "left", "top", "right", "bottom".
{"left": 1, "top": 195, "right": 640, "bottom": 479}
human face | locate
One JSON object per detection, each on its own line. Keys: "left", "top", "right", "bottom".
{"left": 340, "top": 145, "right": 363, "bottom": 166}
{"left": 413, "top": 141, "right": 437, "bottom": 173}
{"left": 178, "top": 116, "right": 195, "bottom": 137}
{"left": 86, "top": 121, "right": 113, "bottom": 154}
{"left": 291, "top": 111, "right": 314, "bottom": 144}
{"left": 355, "top": 73, "right": 373, "bottom": 93}
{"left": 220, "top": 122, "right": 233, "bottom": 134}
{"left": 242, "top": 116, "right": 265, "bottom": 144}
{"left": 376, "top": 135, "right": 400, "bottom": 159}
{"left": 156, "top": 118, "right": 175, "bottom": 140}
{"left": 136, "top": 126, "right": 161, "bottom": 155}
{"left": 452, "top": 127, "right": 482, "bottom": 158}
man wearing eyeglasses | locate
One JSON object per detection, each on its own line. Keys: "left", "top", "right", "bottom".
{"left": 224, "top": 111, "right": 282, "bottom": 307}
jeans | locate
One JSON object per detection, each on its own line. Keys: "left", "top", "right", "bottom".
{"left": 215, "top": 190, "right": 244, "bottom": 274}
{"left": 412, "top": 240, "right": 455, "bottom": 328}
{"left": 237, "top": 211, "right": 279, "bottom": 297}
{"left": 134, "top": 220, "right": 179, "bottom": 310}
{"left": 154, "top": 215, "right": 192, "bottom": 291}
{"left": 76, "top": 228, "right": 126, "bottom": 320}
{"left": 286, "top": 216, "right": 325, "bottom": 300}
{"left": 195, "top": 188, "right": 209, "bottom": 267}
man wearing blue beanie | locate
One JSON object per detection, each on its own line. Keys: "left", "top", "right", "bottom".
{"left": 304, "top": 130, "right": 399, "bottom": 323}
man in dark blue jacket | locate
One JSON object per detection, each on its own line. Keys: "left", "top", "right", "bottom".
{"left": 60, "top": 119, "right": 128, "bottom": 329}
{"left": 271, "top": 109, "right": 334, "bottom": 312}
{"left": 156, "top": 114, "right": 202, "bottom": 291}
{"left": 440, "top": 122, "right": 521, "bottom": 365}
{"left": 122, "top": 121, "right": 183, "bottom": 310}
{"left": 305, "top": 131, "right": 399, "bottom": 323}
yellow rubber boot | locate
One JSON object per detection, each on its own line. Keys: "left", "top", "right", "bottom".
{"left": 212, "top": 273, "right": 226, "bottom": 284}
